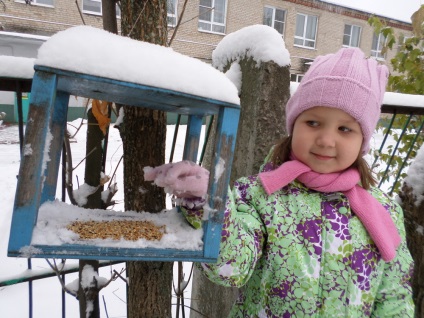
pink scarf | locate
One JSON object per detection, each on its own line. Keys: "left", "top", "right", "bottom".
{"left": 259, "top": 159, "right": 401, "bottom": 262}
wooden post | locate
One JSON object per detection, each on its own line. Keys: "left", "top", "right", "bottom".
{"left": 190, "top": 57, "right": 291, "bottom": 318}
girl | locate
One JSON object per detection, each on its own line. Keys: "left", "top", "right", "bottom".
{"left": 144, "top": 48, "right": 414, "bottom": 317}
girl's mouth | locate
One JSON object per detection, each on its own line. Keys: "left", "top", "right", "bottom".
{"left": 313, "top": 153, "right": 334, "bottom": 160}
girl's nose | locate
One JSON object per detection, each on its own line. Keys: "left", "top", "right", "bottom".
{"left": 316, "top": 130, "right": 336, "bottom": 148}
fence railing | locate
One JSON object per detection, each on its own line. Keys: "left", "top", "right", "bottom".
{"left": 374, "top": 97, "right": 424, "bottom": 195}
{"left": 1, "top": 77, "right": 424, "bottom": 317}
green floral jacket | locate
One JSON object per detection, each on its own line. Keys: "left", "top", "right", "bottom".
{"left": 183, "top": 163, "right": 414, "bottom": 317}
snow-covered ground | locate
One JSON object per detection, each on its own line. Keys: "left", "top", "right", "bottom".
{"left": 0, "top": 120, "right": 198, "bottom": 318}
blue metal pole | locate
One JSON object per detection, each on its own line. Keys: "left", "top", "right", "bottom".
{"left": 27, "top": 259, "right": 33, "bottom": 318}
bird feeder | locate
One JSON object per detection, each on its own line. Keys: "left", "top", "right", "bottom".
{"left": 7, "top": 26, "right": 240, "bottom": 263}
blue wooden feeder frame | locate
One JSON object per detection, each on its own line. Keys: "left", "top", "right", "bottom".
{"left": 8, "top": 65, "right": 240, "bottom": 263}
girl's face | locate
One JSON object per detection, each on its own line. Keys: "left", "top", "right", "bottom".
{"left": 291, "top": 106, "right": 363, "bottom": 174}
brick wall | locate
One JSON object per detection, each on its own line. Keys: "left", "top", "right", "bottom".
{"left": 1, "top": 0, "right": 413, "bottom": 72}
{"left": 1, "top": 0, "right": 104, "bottom": 35}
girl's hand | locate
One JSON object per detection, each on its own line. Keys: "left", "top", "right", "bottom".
{"left": 144, "top": 160, "right": 210, "bottom": 198}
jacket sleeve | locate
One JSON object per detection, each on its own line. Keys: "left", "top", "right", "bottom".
{"left": 183, "top": 178, "right": 267, "bottom": 288}
{"left": 371, "top": 199, "right": 415, "bottom": 317}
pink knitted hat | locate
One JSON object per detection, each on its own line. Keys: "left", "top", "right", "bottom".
{"left": 286, "top": 47, "right": 389, "bottom": 155}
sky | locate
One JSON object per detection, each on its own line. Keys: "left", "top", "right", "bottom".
{"left": 1, "top": 24, "right": 424, "bottom": 317}
{"left": 322, "top": 0, "right": 422, "bottom": 23}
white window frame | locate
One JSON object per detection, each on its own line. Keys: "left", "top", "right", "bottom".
{"left": 16, "top": 0, "right": 54, "bottom": 6}
{"left": 82, "top": 0, "right": 101, "bottom": 15}
{"left": 343, "top": 24, "right": 361, "bottom": 47}
{"left": 371, "top": 33, "right": 386, "bottom": 60}
{"left": 167, "top": 0, "right": 178, "bottom": 27}
{"left": 294, "top": 13, "right": 318, "bottom": 49}
{"left": 198, "top": 0, "right": 227, "bottom": 34}
{"left": 290, "top": 74, "right": 304, "bottom": 83}
{"left": 82, "top": 0, "right": 121, "bottom": 17}
{"left": 263, "top": 6, "right": 286, "bottom": 36}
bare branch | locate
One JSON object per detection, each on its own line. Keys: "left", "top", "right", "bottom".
{"left": 68, "top": 98, "right": 90, "bottom": 139}
{"left": 113, "top": 269, "right": 128, "bottom": 284}
{"left": 45, "top": 259, "right": 79, "bottom": 298}
{"left": 98, "top": 269, "right": 119, "bottom": 290}
{"left": 128, "top": 2, "right": 148, "bottom": 38}
{"left": 75, "top": 0, "right": 86, "bottom": 25}
{"left": 102, "top": 181, "right": 118, "bottom": 208}
{"left": 112, "top": 288, "right": 126, "bottom": 304}
{"left": 171, "top": 303, "right": 211, "bottom": 317}
{"left": 73, "top": 146, "right": 98, "bottom": 171}
{"left": 178, "top": 7, "right": 215, "bottom": 28}
{"left": 107, "top": 155, "right": 123, "bottom": 189}
{"left": 64, "top": 130, "right": 78, "bottom": 205}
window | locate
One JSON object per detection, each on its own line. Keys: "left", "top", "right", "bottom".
{"left": 25, "top": 0, "right": 54, "bottom": 5}
{"left": 371, "top": 33, "right": 386, "bottom": 59}
{"left": 294, "top": 13, "right": 318, "bottom": 48}
{"left": 167, "top": 0, "right": 178, "bottom": 27}
{"left": 82, "top": 0, "right": 121, "bottom": 17}
{"left": 263, "top": 6, "right": 286, "bottom": 36}
{"left": 343, "top": 24, "right": 361, "bottom": 47}
{"left": 290, "top": 74, "right": 304, "bottom": 82}
{"left": 82, "top": 0, "right": 101, "bottom": 14}
{"left": 198, "top": 0, "right": 227, "bottom": 34}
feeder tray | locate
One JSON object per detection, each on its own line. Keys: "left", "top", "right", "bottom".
{"left": 7, "top": 64, "right": 240, "bottom": 262}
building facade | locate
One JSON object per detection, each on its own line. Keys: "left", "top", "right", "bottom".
{"left": 168, "top": 0, "right": 413, "bottom": 79}
{"left": 0, "top": 0, "right": 414, "bottom": 77}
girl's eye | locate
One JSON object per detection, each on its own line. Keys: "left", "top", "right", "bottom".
{"left": 306, "top": 120, "right": 319, "bottom": 127}
{"left": 339, "top": 126, "right": 352, "bottom": 133}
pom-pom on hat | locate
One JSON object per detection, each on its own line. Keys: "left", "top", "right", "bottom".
{"left": 285, "top": 47, "right": 389, "bottom": 155}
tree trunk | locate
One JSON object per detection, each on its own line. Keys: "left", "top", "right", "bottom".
{"left": 101, "top": 0, "right": 118, "bottom": 33}
{"left": 191, "top": 57, "right": 291, "bottom": 318}
{"left": 399, "top": 183, "right": 424, "bottom": 317}
{"left": 76, "top": 6, "right": 119, "bottom": 317}
{"left": 119, "top": 1, "right": 173, "bottom": 317}
{"left": 78, "top": 109, "right": 104, "bottom": 318}
{"left": 228, "top": 58, "right": 290, "bottom": 184}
